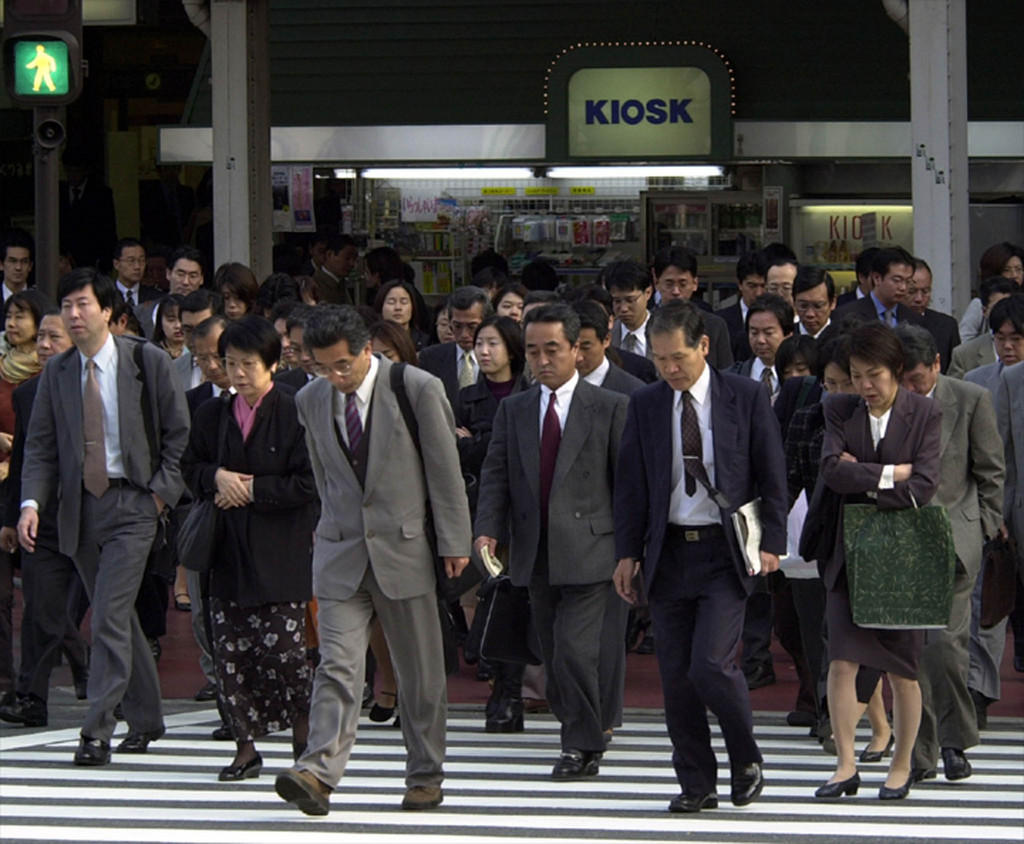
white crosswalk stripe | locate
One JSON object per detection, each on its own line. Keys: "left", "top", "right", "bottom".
{"left": 1, "top": 709, "right": 1021, "bottom": 843}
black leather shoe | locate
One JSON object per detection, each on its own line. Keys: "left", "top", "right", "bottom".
{"left": 485, "top": 697, "right": 524, "bottom": 733}
{"left": 941, "top": 747, "right": 972, "bottom": 781}
{"left": 194, "top": 682, "right": 217, "bottom": 702}
{"left": 814, "top": 772, "right": 860, "bottom": 798}
{"left": 116, "top": 727, "right": 165, "bottom": 753}
{"left": 219, "top": 753, "right": 262, "bottom": 781}
{"left": 551, "top": 749, "right": 601, "bottom": 780}
{"left": 786, "top": 710, "right": 817, "bottom": 727}
{"left": 0, "top": 693, "right": 47, "bottom": 727}
{"left": 211, "top": 723, "right": 233, "bottom": 741}
{"left": 859, "top": 734, "right": 894, "bottom": 763}
{"left": 910, "top": 766, "right": 937, "bottom": 783}
{"left": 369, "top": 691, "right": 397, "bottom": 723}
{"left": 879, "top": 776, "right": 912, "bottom": 800}
{"left": 730, "top": 762, "right": 764, "bottom": 806}
{"left": 744, "top": 665, "right": 776, "bottom": 690}
{"left": 669, "top": 791, "right": 718, "bottom": 813}
{"left": 74, "top": 735, "right": 111, "bottom": 766}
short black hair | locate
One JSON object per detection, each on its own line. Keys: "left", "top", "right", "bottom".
{"left": 167, "top": 245, "right": 204, "bottom": 275}
{"left": 912, "top": 257, "right": 932, "bottom": 276}
{"left": 448, "top": 285, "right": 493, "bottom": 317}
{"left": 648, "top": 300, "right": 705, "bottom": 348}
{"left": 846, "top": 322, "right": 904, "bottom": 378}
{"left": 364, "top": 246, "right": 403, "bottom": 283}
{"left": 181, "top": 288, "right": 221, "bottom": 315}
{"left": 286, "top": 303, "right": 316, "bottom": 333}
{"left": 152, "top": 294, "right": 184, "bottom": 347}
{"left": 3, "top": 228, "right": 34, "bottom": 261}
{"left": 113, "top": 237, "right": 144, "bottom": 260}
{"left": 818, "top": 334, "right": 852, "bottom": 377}
{"left": 523, "top": 302, "right": 581, "bottom": 345}
{"left": 774, "top": 334, "right": 819, "bottom": 383}
{"left": 193, "top": 314, "right": 229, "bottom": 343}
{"left": 58, "top": 267, "right": 116, "bottom": 311}
{"left": 269, "top": 298, "right": 300, "bottom": 324}
{"left": 259, "top": 272, "right": 300, "bottom": 312}
{"left": 523, "top": 289, "right": 559, "bottom": 307}
{"left": 988, "top": 294, "right": 1024, "bottom": 336}
{"left": 979, "top": 276, "right": 1016, "bottom": 309}
{"left": 218, "top": 315, "right": 281, "bottom": 369}
{"left": 470, "top": 248, "right": 509, "bottom": 278}
{"left": 326, "top": 234, "right": 357, "bottom": 255}
{"left": 472, "top": 265, "right": 511, "bottom": 292}
{"left": 745, "top": 293, "right": 795, "bottom": 334}
{"left": 521, "top": 260, "right": 559, "bottom": 291}
{"left": 651, "top": 246, "right": 698, "bottom": 279}
{"left": 855, "top": 247, "right": 880, "bottom": 278}
{"left": 895, "top": 323, "right": 939, "bottom": 371}
{"left": 565, "top": 282, "right": 613, "bottom": 316}
{"left": 492, "top": 282, "right": 529, "bottom": 311}
{"left": 793, "top": 266, "right": 836, "bottom": 301}
{"left": 474, "top": 314, "right": 525, "bottom": 376}
{"left": 3, "top": 288, "right": 50, "bottom": 328}
{"left": 758, "top": 252, "right": 799, "bottom": 279}
{"left": 736, "top": 251, "right": 761, "bottom": 282}
{"left": 303, "top": 304, "right": 370, "bottom": 353}
{"left": 573, "top": 299, "right": 610, "bottom": 343}
{"left": 870, "top": 246, "right": 916, "bottom": 278}
{"left": 600, "top": 259, "right": 650, "bottom": 294}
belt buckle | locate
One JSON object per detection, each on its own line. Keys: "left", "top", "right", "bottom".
{"left": 684, "top": 530, "right": 700, "bottom": 542}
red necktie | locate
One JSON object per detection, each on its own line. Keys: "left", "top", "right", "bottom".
{"left": 539, "top": 392, "right": 561, "bottom": 525}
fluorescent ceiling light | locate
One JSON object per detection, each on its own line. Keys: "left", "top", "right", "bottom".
{"left": 361, "top": 167, "right": 535, "bottom": 180}
{"left": 547, "top": 166, "right": 724, "bottom": 179}
{"left": 332, "top": 168, "right": 357, "bottom": 179}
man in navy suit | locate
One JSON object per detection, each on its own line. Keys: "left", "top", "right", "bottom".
{"left": 715, "top": 252, "right": 764, "bottom": 361}
{"left": 835, "top": 247, "right": 880, "bottom": 309}
{"left": 418, "top": 286, "right": 492, "bottom": 409}
{"left": 833, "top": 246, "right": 924, "bottom": 330}
{"left": 613, "top": 301, "right": 787, "bottom": 813}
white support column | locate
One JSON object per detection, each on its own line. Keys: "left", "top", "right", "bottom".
{"left": 210, "top": 0, "right": 272, "bottom": 279}
{"left": 908, "top": 0, "right": 970, "bottom": 317}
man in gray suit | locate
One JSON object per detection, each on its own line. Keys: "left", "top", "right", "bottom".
{"left": 964, "top": 296, "right": 1024, "bottom": 398}
{"left": 18, "top": 268, "right": 189, "bottom": 766}
{"left": 996, "top": 361, "right": 1024, "bottom": 670}
{"left": 475, "top": 304, "right": 628, "bottom": 780}
{"left": 276, "top": 305, "right": 471, "bottom": 816}
{"left": 897, "top": 326, "right": 1004, "bottom": 783}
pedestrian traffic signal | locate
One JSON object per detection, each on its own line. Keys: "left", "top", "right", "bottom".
{"left": 2, "top": 0, "right": 83, "bottom": 106}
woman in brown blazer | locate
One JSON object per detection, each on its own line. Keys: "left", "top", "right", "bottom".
{"left": 816, "top": 323, "right": 942, "bottom": 801}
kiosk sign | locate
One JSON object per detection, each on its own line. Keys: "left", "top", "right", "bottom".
{"left": 568, "top": 67, "right": 711, "bottom": 157}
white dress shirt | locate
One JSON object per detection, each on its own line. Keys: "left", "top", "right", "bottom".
{"left": 333, "top": 354, "right": 379, "bottom": 447}
{"left": 750, "top": 356, "right": 779, "bottom": 402}
{"left": 669, "top": 363, "right": 720, "bottom": 526}
{"left": 799, "top": 317, "right": 832, "bottom": 339}
{"left": 620, "top": 313, "right": 650, "bottom": 358}
{"left": 539, "top": 370, "right": 578, "bottom": 434}
{"left": 116, "top": 280, "right": 141, "bottom": 306}
{"left": 582, "top": 356, "right": 610, "bottom": 387}
{"left": 82, "top": 332, "right": 126, "bottom": 478}
{"left": 868, "top": 405, "right": 895, "bottom": 489}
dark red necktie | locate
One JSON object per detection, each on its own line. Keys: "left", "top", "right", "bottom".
{"left": 681, "top": 391, "right": 709, "bottom": 497}
{"left": 539, "top": 392, "right": 561, "bottom": 525}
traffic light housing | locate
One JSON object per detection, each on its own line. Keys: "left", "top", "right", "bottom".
{"left": 3, "top": 0, "right": 83, "bottom": 106}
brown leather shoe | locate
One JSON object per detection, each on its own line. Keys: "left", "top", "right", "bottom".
{"left": 275, "top": 767, "right": 332, "bottom": 816}
{"left": 401, "top": 785, "right": 443, "bottom": 810}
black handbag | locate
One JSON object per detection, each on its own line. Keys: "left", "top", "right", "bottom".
{"left": 799, "top": 471, "right": 842, "bottom": 565}
{"left": 178, "top": 396, "right": 230, "bottom": 573}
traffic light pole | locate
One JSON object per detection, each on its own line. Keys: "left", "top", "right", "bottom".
{"left": 33, "top": 105, "right": 62, "bottom": 301}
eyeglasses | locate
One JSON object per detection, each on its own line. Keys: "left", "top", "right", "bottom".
{"left": 311, "top": 359, "right": 356, "bottom": 377}
{"left": 657, "top": 281, "right": 695, "bottom": 293}
{"left": 222, "top": 357, "right": 265, "bottom": 372}
{"left": 766, "top": 284, "right": 793, "bottom": 295}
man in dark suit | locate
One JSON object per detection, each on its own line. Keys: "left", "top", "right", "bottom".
{"left": 897, "top": 325, "right": 1004, "bottom": 784}
{"left": 575, "top": 301, "right": 645, "bottom": 397}
{"left": 59, "top": 160, "right": 117, "bottom": 272}
{"left": 794, "top": 266, "right": 839, "bottom": 345}
{"left": 418, "top": 286, "right": 493, "bottom": 409}
{"left": 835, "top": 247, "right": 880, "bottom": 308}
{"left": 728, "top": 293, "right": 794, "bottom": 404}
{"left": 0, "top": 310, "right": 89, "bottom": 727}
{"left": 18, "top": 268, "right": 190, "bottom": 766}
{"left": 716, "top": 252, "right": 764, "bottom": 361}
{"left": 112, "top": 239, "right": 161, "bottom": 311}
{"left": 907, "top": 258, "right": 960, "bottom": 373}
{"left": 312, "top": 234, "right": 358, "bottom": 305}
{"left": 613, "top": 301, "right": 787, "bottom": 813}
{"left": 476, "top": 304, "right": 628, "bottom": 781}
{"left": 274, "top": 305, "right": 317, "bottom": 392}
{"left": 833, "top": 246, "right": 924, "bottom": 330}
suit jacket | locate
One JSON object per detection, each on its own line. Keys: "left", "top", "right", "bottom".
{"left": 475, "top": 379, "right": 628, "bottom": 588}
{"left": 774, "top": 375, "right": 823, "bottom": 439}
{"left": 948, "top": 333, "right": 995, "bottom": 379}
{"left": 996, "top": 362, "right": 1024, "bottom": 567}
{"left": 21, "top": 335, "right": 190, "bottom": 557}
{"left": 715, "top": 301, "right": 753, "bottom": 360}
{"left": 295, "top": 356, "right": 471, "bottom": 601}
{"left": 614, "top": 369, "right": 789, "bottom": 596}
{"left": 599, "top": 363, "right": 645, "bottom": 396}
{"left": 173, "top": 350, "right": 198, "bottom": 394}
{"left": 417, "top": 341, "right": 461, "bottom": 408}
{"left": 312, "top": 267, "right": 352, "bottom": 305}
{"left": 59, "top": 179, "right": 118, "bottom": 270}
{"left": 964, "top": 360, "right": 1003, "bottom": 399}
{"left": 274, "top": 366, "right": 312, "bottom": 392}
{"left": 185, "top": 381, "right": 215, "bottom": 419}
{"left": 930, "top": 375, "right": 1004, "bottom": 578}
{"left": 920, "top": 309, "right": 960, "bottom": 373}
{"left": 834, "top": 294, "right": 923, "bottom": 330}
{"left": 819, "top": 389, "right": 942, "bottom": 589}
{"left": 613, "top": 347, "right": 658, "bottom": 383}
{"left": 610, "top": 310, "right": 734, "bottom": 370}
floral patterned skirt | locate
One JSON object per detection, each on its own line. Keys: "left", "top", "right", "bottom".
{"left": 209, "top": 598, "right": 313, "bottom": 742}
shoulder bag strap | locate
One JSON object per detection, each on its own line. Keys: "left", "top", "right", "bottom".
{"left": 133, "top": 340, "right": 160, "bottom": 475}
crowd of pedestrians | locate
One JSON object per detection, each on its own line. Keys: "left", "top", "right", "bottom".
{"left": 0, "top": 225, "right": 1021, "bottom": 817}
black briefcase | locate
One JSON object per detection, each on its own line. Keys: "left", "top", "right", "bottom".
{"left": 477, "top": 576, "right": 542, "bottom": 665}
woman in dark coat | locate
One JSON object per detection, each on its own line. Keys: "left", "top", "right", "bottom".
{"left": 182, "top": 315, "right": 318, "bottom": 781}
{"left": 816, "top": 322, "right": 942, "bottom": 801}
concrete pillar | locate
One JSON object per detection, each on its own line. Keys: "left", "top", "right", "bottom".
{"left": 908, "top": 0, "right": 970, "bottom": 317}
{"left": 209, "top": 0, "right": 272, "bottom": 280}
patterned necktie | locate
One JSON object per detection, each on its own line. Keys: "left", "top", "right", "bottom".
{"left": 681, "top": 391, "right": 709, "bottom": 497}
{"left": 884, "top": 308, "right": 896, "bottom": 327}
{"left": 125, "top": 288, "right": 134, "bottom": 308}
{"left": 459, "top": 351, "right": 476, "bottom": 389}
{"left": 760, "top": 366, "right": 774, "bottom": 396}
{"left": 539, "top": 392, "right": 561, "bottom": 525}
{"left": 623, "top": 332, "right": 639, "bottom": 354}
{"left": 344, "top": 391, "right": 362, "bottom": 451}
{"left": 83, "top": 359, "right": 109, "bottom": 498}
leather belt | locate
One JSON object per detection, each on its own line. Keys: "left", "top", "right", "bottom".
{"left": 667, "top": 523, "right": 725, "bottom": 543}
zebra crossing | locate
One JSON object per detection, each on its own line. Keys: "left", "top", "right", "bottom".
{"left": 1, "top": 708, "right": 1021, "bottom": 843}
